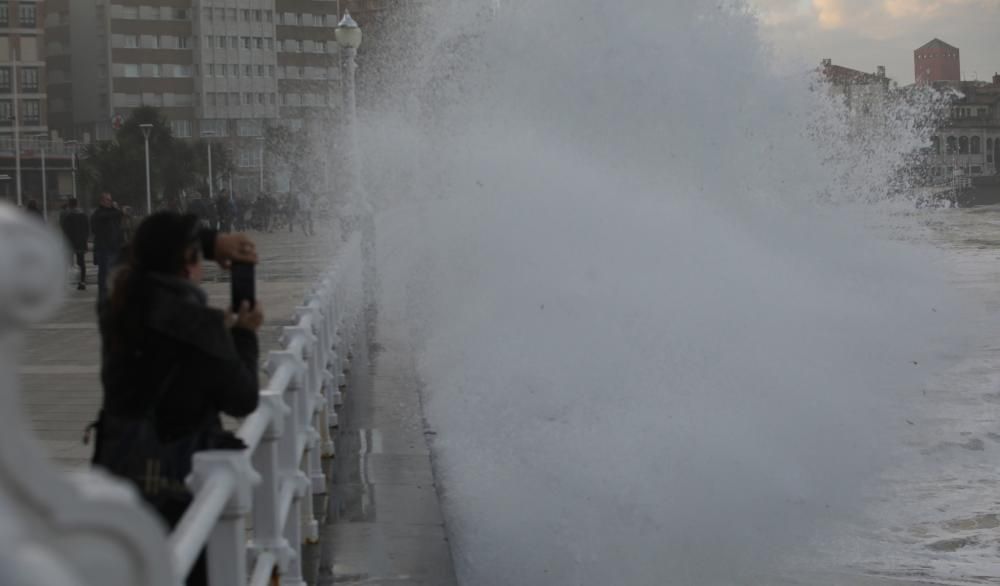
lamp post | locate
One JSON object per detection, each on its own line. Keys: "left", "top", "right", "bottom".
{"left": 65, "top": 140, "right": 78, "bottom": 201}
{"left": 256, "top": 136, "right": 265, "bottom": 193}
{"left": 140, "top": 123, "right": 153, "bottom": 215}
{"left": 11, "top": 47, "right": 22, "bottom": 206}
{"left": 335, "top": 11, "right": 377, "bottom": 331}
{"left": 38, "top": 138, "right": 46, "bottom": 220}
{"left": 202, "top": 131, "right": 217, "bottom": 200}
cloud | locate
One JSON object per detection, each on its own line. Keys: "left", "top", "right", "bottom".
{"left": 748, "top": 0, "right": 1000, "bottom": 83}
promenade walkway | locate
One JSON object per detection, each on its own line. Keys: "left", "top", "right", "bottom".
{"left": 18, "top": 224, "right": 457, "bottom": 585}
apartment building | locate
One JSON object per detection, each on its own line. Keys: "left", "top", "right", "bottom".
{"left": 0, "top": 0, "right": 76, "bottom": 205}
{"left": 46, "top": 0, "right": 291, "bottom": 193}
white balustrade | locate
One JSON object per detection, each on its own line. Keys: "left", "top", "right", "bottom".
{"left": 0, "top": 199, "right": 366, "bottom": 586}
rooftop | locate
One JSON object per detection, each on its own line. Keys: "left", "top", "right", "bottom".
{"left": 916, "top": 38, "right": 959, "bottom": 53}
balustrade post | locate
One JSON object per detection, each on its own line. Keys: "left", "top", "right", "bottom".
{"left": 249, "top": 392, "right": 296, "bottom": 573}
{"left": 268, "top": 350, "right": 309, "bottom": 586}
{"left": 188, "top": 452, "right": 260, "bottom": 586}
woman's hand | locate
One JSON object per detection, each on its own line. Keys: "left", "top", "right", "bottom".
{"left": 233, "top": 301, "right": 264, "bottom": 332}
{"left": 214, "top": 233, "right": 258, "bottom": 268}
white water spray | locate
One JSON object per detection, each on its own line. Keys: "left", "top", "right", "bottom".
{"left": 359, "top": 1, "right": 975, "bottom": 583}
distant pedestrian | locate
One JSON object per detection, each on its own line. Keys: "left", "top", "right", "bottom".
{"left": 90, "top": 191, "right": 125, "bottom": 306}
{"left": 298, "top": 192, "right": 314, "bottom": 236}
{"left": 121, "top": 206, "right": 136, "bottom": 243}
{"left": 25, "top": 199, "right": 43, "bottom": 219}
{"left": 284, "top": 192, "right": 299, "bottom": 233}
{"left": 59, "top": 197, "right": 90, "bottom": 291}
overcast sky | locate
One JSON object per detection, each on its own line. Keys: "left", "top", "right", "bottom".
{"left": 748, "top": 0, "right": 1000, "bottom": 84}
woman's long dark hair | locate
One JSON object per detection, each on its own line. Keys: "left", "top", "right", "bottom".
{"left": 105, "top": 212, "right": 201, "bottom": 352}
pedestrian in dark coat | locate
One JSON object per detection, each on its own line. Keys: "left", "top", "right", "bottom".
{"left": 59, "top": 197, "right": 90, "bottom": 290}
{"left": 95, "top": 212, "right": 263, "bottom": 586}
{"left": 25, "top": 199, "right": 43, "bottom": 218}
{"left": 90, "top": 192, "right": 125, "bottom": 306}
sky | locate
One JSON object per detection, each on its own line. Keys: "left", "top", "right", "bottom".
{"left": 748, "top": 0, "right": 1000, "bottom": 84}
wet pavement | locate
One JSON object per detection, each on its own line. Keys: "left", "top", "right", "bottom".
{"left": 317, "top": 312, "right": 458, "bottom": 585}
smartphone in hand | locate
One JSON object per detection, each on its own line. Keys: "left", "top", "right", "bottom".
{"left": 231, "top": 261, "right": 256, "bottom": 311}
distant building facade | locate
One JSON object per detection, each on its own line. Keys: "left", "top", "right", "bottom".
{"left": 915, "top": 38, "right": 961, "bottom": 85}
{"left": 0, "top": 0, "right": 76, "bottom": 207}
{"left": 924, "top": 77, "right": 1000, "bottom": 179}
{"left": 43, "top": 0, "right": 358, "bottom": 195}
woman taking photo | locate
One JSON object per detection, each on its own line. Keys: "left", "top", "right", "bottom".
{"left": 91, "top": 211, "right": 263, "bottom": 585}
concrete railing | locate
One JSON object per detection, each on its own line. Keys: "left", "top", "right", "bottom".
{"left": 0, "top": 202, "right": 365, "bottom": 586}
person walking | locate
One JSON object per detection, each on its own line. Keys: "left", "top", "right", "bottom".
{"left": 298, "top": 192, "right": 314, "bottom": 236}
{"left": 91, "top": 211, "right": 263, "bottom": 586}
{"left": 284, "top": 192, "right": 299, "bottom": 234}
{"left": 90, "top": 192, "right": 125, "bottom": 306}
{"left": 59, "top": 197, "right": 90, "bottom": 291}
{"left": 25, "top": 198, "right": 43, "bottom": 219}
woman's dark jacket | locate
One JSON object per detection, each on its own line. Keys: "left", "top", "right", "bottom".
{"left": 99, "top": 273, "right": 259, "bottom": 444}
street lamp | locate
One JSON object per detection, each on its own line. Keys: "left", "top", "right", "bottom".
{"left": 29, "top": 134, "right": 48, "bottom": 220}
{"left": 335, "top": 11, "right": 362, "bottom": 204}
{"left": 140, "top": 123, "right": 153, "bottom": 215}
{"left": 256, "top": 136, "right": 265, "bottom": 193}
{"left": 335, "top": 11, "right": 377, "bottom": 333}
{"left": 65, "top": 140, "right": 78, "bottom": 201}
{"left": 201, "top": 130, "right": 217, "bottom": 200}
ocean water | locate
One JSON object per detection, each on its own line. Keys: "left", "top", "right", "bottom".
{"left": 360, "top": 0, "right": 995, "bottom": 583}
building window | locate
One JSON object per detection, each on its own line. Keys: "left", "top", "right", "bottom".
{"left": 18, "top": 4, "right": 36, "bottom": 27}
{"left": 202, "top": 119, "right": 228, "bottom": 136}
{"left": 217, "top": 36, "right": 225, "bottom": 49}
{"left": 243, "top": 92, "right": 252, "bottom": 105}
{"left": 237, "top": 119, "right": 263, "bottom": 136}
{"left": 946, "top": 136, "right": 957, "bottom": 154}
{"left": 254, "top": 9, "right": 262, "bottom": 22}
{"left": 987, "top": 138, "right": 994, "bottom": 163}
{"left": 119, "top": 6, "right": 138, "bottom": 20}
{"left": 220, "top": 64, "right": 228, "bottom": 77}
{"left": 170, "top": 120, "right": 192, "bottom": 138}
{"left": 0, "top": 68, "right": 10, "bottom": 92}
{"left": 230, "top": 36, "right": 238, "bottom": 49}
{"left": 255, "top": 37, "right": 264, "bottom": 49}
{"left": 0, "top": 101, "right": 11, "bottom": 123}
{"left": 931, "top": 136, "right": 941, "bottom": 155}
{"left": 244, "top": 65, "right": 252, "bottom": 77}
{"left": 959, "top": 136, "right": 969, "bottom": 155}
{"left": 971, "top": 136, "right": 982, "bottom": 155}
{"left": 20, "top": 68, "right": 37, "bottom": 91}
{"left": 0, "top": 5, "right": 8, "bottom": 26}
{"left": 257, "top": 93, "right": 265, "bottom": 104}
{"left": 22, "top": 100, "right": 40, "bottom": 124}
{"left": 123, "top": 64, "right": 140, "bottom": 78}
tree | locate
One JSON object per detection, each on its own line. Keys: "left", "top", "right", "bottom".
{"left": 78, "top": 106, "right": 236, "bottom": 211}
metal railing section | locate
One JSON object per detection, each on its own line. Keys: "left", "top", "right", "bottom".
{"left": 167, "top": 236, "right": 363, "bottom": 586}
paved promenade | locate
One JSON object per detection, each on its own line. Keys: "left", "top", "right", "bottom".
{"left": 18, "top": 223, "right": 457, "bottom": 585}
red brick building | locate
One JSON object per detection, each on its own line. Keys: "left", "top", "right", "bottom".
{"left": 915, "top": 38, "right": 961, "bottom": 84}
